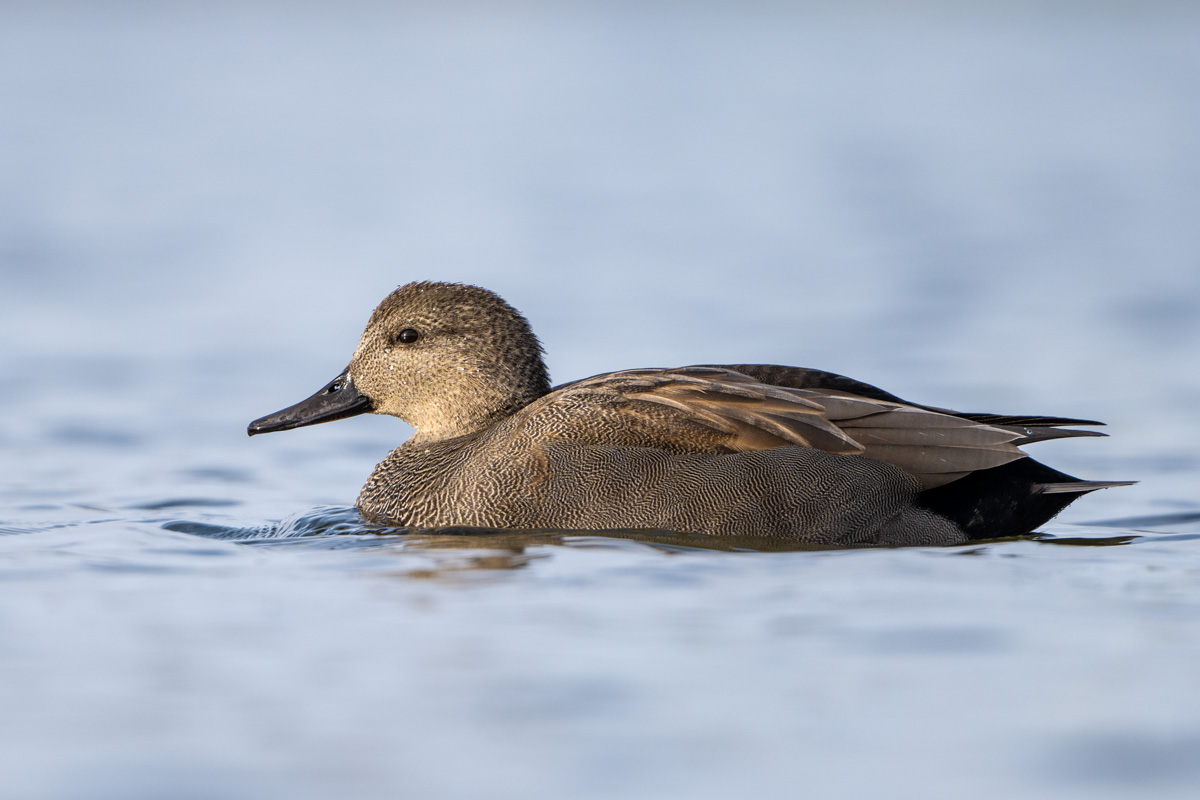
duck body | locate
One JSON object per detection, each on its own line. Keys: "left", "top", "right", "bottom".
{"left": 249, "top": 282, "right": 1128, "bottom": 547}
{"left": 355, "top": 408, "right": 965, "bottom": 546}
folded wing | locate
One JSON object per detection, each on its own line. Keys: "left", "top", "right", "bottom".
{"left": 544, "top": 366, "right": 1106, "bottom": 490}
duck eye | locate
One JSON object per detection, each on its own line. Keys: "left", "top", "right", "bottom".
{"left": 396, "top": 328, "right": 420, "bottom": 344}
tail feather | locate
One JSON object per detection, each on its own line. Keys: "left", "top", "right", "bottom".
{"left": 1009, "top": 427, "right": 1107, "bottom": 446}
{"left": 1038, "top": 480, "right": 1137, "bottom": 495}
{"left": 958, "top": 413, "right": 1105, "bottom": 428}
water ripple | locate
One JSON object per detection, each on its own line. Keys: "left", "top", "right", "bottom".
{"left": 162, "top": 506, "right": 393, "bottom": 541}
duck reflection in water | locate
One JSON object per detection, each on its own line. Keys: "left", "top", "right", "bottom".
{"left": 398, "top": 535, "right": 541, "bottom": 580}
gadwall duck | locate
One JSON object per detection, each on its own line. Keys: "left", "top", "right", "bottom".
{"left": 248, "top": 282, "right": 1128, "bottom": 546}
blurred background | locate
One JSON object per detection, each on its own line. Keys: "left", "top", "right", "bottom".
{"left": 2, "top": 2, "right": 1199, "bottom": 799}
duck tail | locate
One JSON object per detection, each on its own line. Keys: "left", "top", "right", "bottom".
{"left": 917, "top": 459, "right": 1133, "bottom": 541}
{"left": 1037, "top": 479, "right": 1137, "bottom": 495}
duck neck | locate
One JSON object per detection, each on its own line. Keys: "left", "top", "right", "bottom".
{"left": 409, "top": 362, "right": 551, "bottom": 445}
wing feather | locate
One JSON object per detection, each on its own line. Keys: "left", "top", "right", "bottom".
{"left": 531, "top": 365, "right": 1101, "bottom": 490}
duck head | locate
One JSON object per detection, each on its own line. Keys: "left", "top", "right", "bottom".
{"left": 248, "top": 282, "right": 551, "bottom": 442}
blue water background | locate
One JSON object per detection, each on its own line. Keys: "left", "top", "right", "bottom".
{"left": 2, "top": 2, "right": 1200, "bottom": 799}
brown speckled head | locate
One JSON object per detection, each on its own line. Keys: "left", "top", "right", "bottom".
{"left": 348, "top": 282, "right": 551, "bottom": 442}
